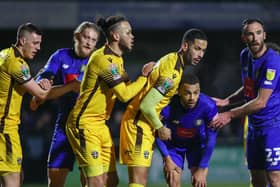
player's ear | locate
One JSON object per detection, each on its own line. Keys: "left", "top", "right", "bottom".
{"left": 181, "top": 42, "right": 188, "bottom": 52}
{"left": 264, "top": 31, "right": 266, "bottom": 40}
{"left": 241, "top": 34, "right": 246, "bottom": 43}
{"left": 73, "top": 32, "right": 79, "bottom": 42}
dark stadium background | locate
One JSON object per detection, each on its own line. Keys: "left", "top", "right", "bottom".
{"left": 0, "top": 0, "right": 279, "bottom": 186}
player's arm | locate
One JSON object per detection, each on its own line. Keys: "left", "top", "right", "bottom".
{"left": 139, "top": 88, "right": 171, "bottom": 140}
{"left": 22, "top": 78, "right": 52, "bottom": 100}
{"left": 112, "top": 61, "right": 154, "bottom": 102}
{"left": 112, "top": 75, "right": 147, "bottom": 102}
{"left": 212, "top": 86, "right": 244, "bottom": 107}
{"left": 211, "top": 88, "right": 272, "bottom": 128}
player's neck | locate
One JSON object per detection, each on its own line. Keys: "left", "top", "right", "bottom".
{"left": 107, "top": 43, "right": 122, "bottom": 56}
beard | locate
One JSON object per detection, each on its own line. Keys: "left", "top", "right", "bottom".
{"left": 248, "top": 41, "right": 265, "bottom": 55}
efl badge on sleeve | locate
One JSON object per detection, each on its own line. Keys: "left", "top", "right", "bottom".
{"left": 157, "top": 78, "right": 174, "bottom": 94}
{"left": 21, "top": 64, "right": 31, "bottom": 80}
{"left": 109, "top": 64, "right": 121, "bottom": 80}
{"left": 266, "top": 69, "right": 276, "bottom": 81}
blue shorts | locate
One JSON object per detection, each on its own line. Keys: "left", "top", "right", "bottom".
{"left": 247, "top": 124, "right": 280, "bottom": 171}
{"left": 48, "top": 125, "right": 75, "bottom": 170}
{"left": 167, "top": 143, "right": 204, "bottom": 169}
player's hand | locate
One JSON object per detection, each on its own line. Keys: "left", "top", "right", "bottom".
{"left": 157, "top": 126, "right": 171, "bottom": 140}
{"left": 191, "top": 168, "right": 208, "bottom": 187}
{"left": 164, "top": 156, "right": 181, "bottom": 186}
{"left": 142, "top": 61, "right": 155, "bottom": 77}
{"left": 38, "top": 78, "right": 52, "bottom": 90}
{"left": 211, "top": 97, "right": 229, "bottom": 107}
{"left": 209, "top": 112, "right": 232, "bottom": 129}
{"left": 70, "top": 79, "right": 81, "bottom": 93}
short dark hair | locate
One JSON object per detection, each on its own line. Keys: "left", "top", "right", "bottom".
{"left": 242, "top": 18, "right": 264, "bottom": 32}
{"left": 182, "top": 29, "right": 207, "bottom": 44}
{"left": 96, "top": 15, "right": 127, "bottom": 38}
{"left": 179, "top": 73, "right": 199, "bottom": 87}
{"left": 17, "top": 22, "right": 42, "bottom": 40}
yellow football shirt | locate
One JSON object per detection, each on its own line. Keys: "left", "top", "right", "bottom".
{"left": 0, "top": 46, "right": 32, "bottom": 133}
{"left": 125, "top": 52, "right": 184, "bottom": 125}
{"left": 68, "top": 45, "right": 146, "bottom": 129}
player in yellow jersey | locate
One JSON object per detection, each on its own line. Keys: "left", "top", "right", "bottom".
{"left": 0, "top": 23, "right": 52, "bottom": 187}
{"left": 119, "top": 29, "right": 208, "bottom": 187}
{"left": 65, "top": 15, "right": 154, "bottom": 187}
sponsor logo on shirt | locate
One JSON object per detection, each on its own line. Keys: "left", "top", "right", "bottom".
{"left": 91, "top": 151, "right": 99, "bottom": 159}
{"left": 264, "top": 80, "right": 273, "bottom": 85}
{"left": 21, "top": 64, "right": 31, "bottom": 80}
{"left": 266, "top": 69, "right": 276, "bottom": 81}
{"left": 176, "top": 127, "right": 197, "bottom": 138}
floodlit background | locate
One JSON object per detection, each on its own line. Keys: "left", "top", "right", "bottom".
{"left": 1, "top": 0, "right": 279, "bottom": 186}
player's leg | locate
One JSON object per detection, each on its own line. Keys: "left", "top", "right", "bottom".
{"left": 0, "top": 133, "right": 22, "bottom": 187}
{"left": 266, "top": 171, "right": 280, "bottom": 187}
{"left": 119, "top": 116, "right": 154, "bottom": 187}
{"left": 47, "top": 126, "right": 77, "bottom": 187}
{"left": 162, "top": 146, "right": 184, "bottom": 187}
{"left": 128, "top": 166, "right": 149, "bottom": 186}
{"left": 1, "top": 172, "right": 21, "bottom": 187}
{"left": 101, "top": 128, "right": 118, "bottom": 187}
{"left": 250, "top": 170, "right": 267, "bottom": 187}
{"left": 264, "top": 125, "right": 280, "bottom": 187}
{"left": 187, "top": 148, "right": 208, "bottom": 187}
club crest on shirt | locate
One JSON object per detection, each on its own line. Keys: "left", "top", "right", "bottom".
{"left": 109, "top": 63, "right": 121, "bottom": 80}
{"left": 157, "top": 78, "right": 174, "bottom": 94}
{"left": 62, "top": 64, "right": 69, "bottom": 69}
{"left": 80, "top": 64, "right": 86, "bottom": 73}
{"left": 266, "top": 69, "right": 276, "bottom": 81}
{"left": 143, "top": 151, "right": 150, "bottom": 159}
{"left": 171, "top": 120, "right": 180, "bottom": 125}
{"left": 91, "top": 151, "right": 99, "bottom": 159}
{"left": 20, "top": 64, "right": 31, "bottom": 80}
{"left": 195, "top": 119, "right": 203, "bottom": 126}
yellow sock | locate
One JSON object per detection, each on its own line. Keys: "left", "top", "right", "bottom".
{"left": 129, "top": 183, "right": 144, "bottom": 187}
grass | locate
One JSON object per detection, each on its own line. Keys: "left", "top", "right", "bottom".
{"left": 23, "top": 183, "right": 248, "bottom": 187}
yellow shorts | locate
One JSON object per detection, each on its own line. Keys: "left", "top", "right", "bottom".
{"left": 66, "top": 123, "right": 116, "bottom": 177}
{"left": 0, "top": 132, "right": 22, "bottom": 174}
{"left": 119, "top": 112, "right": 155, "bottom": 167}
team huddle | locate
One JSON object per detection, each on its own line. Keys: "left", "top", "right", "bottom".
{"left": 0, "top": 15, "right": 279, "bottom": 187}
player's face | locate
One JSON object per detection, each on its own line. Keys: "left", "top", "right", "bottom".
{"left": 75, "top": 28, "right": 98, "bottom": 58}
{"left": 242, "top": 22, "right": 266, "bottom": 57}
{"left": 117, "top": 21, "right": 134, "bottom": 53}
{"left": 21, "top": 32, "right": 42, "bottom": 60}
{"left": 179, "top": 83, "right": 200, "bottom": 109}
{"left": 185, "top": 39, "right": 207, "bottom": 66}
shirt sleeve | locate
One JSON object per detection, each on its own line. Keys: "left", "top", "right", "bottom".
{"left": 199, "top": 128, "right": 217, "bottom": 168}
{"left": 199, "top": 97, "right": 218, "bottom": 168}
{"left": 156, "top": 105, "right": 171, "bottom": 157}
{"left": 9, "top": 59, "right": 32, "bottom": 84}
{"left": 260, "top": 54, "right": 280, "bottom": 90}
{"left": 97, "top": 55, "right": 147, "bottom": 102}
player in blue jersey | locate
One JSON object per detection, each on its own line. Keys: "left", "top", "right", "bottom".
{"left": 211, "top": 19, "right": 280, "bottom": 187}
{"left": 30, "top": 21, "right": 100, "bottom": 187}
{"left": 156, "top": 74, "right": 218, "bottom": 187}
